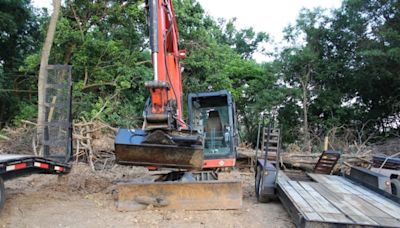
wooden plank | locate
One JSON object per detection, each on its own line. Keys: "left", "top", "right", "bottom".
{"left": 337, "top": 193, "right": 400, "bottom": 227}
{"left": 316, "top": 176, "right": 397, "bottom": 215}
{"left": 290, "top": 181, "right": 341, "bottom": 214}
{"left": 330, "top": 175, "right": 374, "bottom": 196}
{"left": 313, "top": 174, "right": 352, "bottom": 194}
{"left": 309, "top": 182, "right": 379, "bottom": 226}
{"left": 343, "top": 194, "right": 392, "bottom": 218}
{"left": 318, "top": 213, "right": 354, "bottom": 224}
{"left": 287, "top": 181, "right": 356, "bottom": 224}
{"left": 278, "top": 181, "right": 316, "bottom": 214}
{"left": 278, "top": 179, "right": 328, "bottom": 223}
{"left": 321, "top": 177, "right": 400, "bottom": 226}
{"left": 277, "top": 171, "right": 291, "bottom": 183}
{"left": 367, "top": 217, "right": 400, "bottom": 227}
{"left": 298, "top": 182, "right": 344, "bottom": 215}
{"left": 307, "top": 173, "right": 327, "bottom": 183}
{"left": 299, "top": 182, "right": 353, "bottom": 223}
{"left": 319, "top": 175, "right": 362, "bottom": 195}
{"left": 332, "top": 176, "right": 400, "bottom": 219}
{"left": 288, "top": 181, "right": 328, "bottom": 213}
{"left": 283, "top": 173, "right": 400, "bottom": 227}
{"left": 304, "top": 212, "right": 323, "bottom": 221}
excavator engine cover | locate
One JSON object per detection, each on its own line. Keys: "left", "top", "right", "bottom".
{"left": 115, "top": 128, "right": 204, "bottom": 169}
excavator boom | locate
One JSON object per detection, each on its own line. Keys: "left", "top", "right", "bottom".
{"left": 114, "top": 0, "right": 204, "bottom": 169}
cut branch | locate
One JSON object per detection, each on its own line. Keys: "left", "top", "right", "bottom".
{"left": 82, "top": 82, "right": 116, "bottom": 91}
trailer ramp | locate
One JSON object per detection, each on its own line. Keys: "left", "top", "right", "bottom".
{"left": 277, "top": 172, "right": 400, "bottom": 227}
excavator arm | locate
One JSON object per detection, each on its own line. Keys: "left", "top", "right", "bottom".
{"left": 144, "top": 0, "right": 185, "bottom": 130}
{"left": 114, "top": 0, "right": 204, "bottom": 169}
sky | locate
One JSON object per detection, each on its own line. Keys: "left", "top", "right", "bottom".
{"left": 32, "top": 0, "right": 342, "bottom": 61}
{"left": 197, "top": 0, "right": 342, "bottom": 61}
{"left": 197, "top": 0, "right": 342, "bottom": 42}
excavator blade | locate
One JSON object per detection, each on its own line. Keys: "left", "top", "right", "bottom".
{"left": 115, "top": 180, "right": 242, "bottom": 211}
{"left": 114, "top": 128, "right": 204, "bottom": 169}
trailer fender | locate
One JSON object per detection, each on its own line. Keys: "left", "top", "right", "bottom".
{"left": 255, "top": 163, "right": 277, "bottom": 203}
{"left": 391, "top": 178, "right": 400, "bottom": 197}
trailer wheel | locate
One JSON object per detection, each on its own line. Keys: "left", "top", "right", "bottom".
{"left": 0, "top": 177, "right": 5, "bottom": 210}
{"left": 255, "top": 165, "right": 271, "bottom": 203}
{"left": 391, "top": 179, "right": 400, "bottom": 197}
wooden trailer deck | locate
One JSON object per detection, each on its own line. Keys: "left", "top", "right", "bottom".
{"left": 277, "top": 172, "right": 400, "bottom": 227}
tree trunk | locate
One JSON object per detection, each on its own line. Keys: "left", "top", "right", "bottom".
{"left": 37, "top": 0, "right": 61, "bottom": 156}
{"left": 300, "top": 69, "right": 311, "bottom": 154}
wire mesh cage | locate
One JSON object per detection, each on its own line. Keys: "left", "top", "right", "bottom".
{"left": 42, "top": 65, "right": 72, "bottom": 163}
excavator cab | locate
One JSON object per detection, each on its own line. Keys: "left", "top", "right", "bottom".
{"left": 188, "top": 90, "right": 238, "bottom": 168}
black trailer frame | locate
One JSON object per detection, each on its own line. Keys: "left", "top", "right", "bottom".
{"left": 0, "top": 155, "right": 71, "bottom": 209}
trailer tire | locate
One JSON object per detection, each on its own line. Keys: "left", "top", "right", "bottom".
{"left": 0, "top": 177, "right": 5, "bottom": 210}
{"left": 391, "top": 179, "right": 400, "bottom": 197}
{"left": 255, "top": 165, "right": 271, "bottom": 203}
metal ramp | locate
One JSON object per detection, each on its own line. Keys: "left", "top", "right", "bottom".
{"left": 313, "top": 150, "right": 340, "bottom": 174}
{"left": 41, "top": 65, "right": 73, "bottom": 163}
{"left": 261, "top": 127, "right": 281, "bottom": 162}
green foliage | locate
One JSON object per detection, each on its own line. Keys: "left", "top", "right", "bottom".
{"left": 220, "top": 19, "right": 269, "bottom": 59}
{"left": 0, "top": 0, "right": 44, "bottom": 127}
{"left": 3, "top": 0, "right": 398, "bottom": 148}
{"left": 13, "top": 101, "right": 37, "bottom": 125}
{"left": 276, "top": 0, "right": 400, "bottom": 145}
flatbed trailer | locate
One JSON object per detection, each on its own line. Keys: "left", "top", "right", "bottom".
{"left": 0, "top": 154, "right": 71, "bottom": 209}
{"left": 277, "top": 172, "right": 400, "bottom": 227}
{"left": 255, "top": 125, "right": 400, "bottom": 227}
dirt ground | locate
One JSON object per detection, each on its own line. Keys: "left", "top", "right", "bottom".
{"left": 0, "top": 164, "right": 293, "bottom": 228}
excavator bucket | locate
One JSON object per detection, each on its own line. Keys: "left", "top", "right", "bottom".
{"left": 115, "top": 180, "right": 242, "bottom": 211}
{"left": 114, "top": 128, "right": 204, "bottom": 169}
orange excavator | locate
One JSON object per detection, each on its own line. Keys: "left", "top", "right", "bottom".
{"left": 113, "top": 0, "right": 241, "bottom": 210}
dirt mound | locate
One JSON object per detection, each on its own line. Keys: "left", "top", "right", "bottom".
{"left": 47, "top": 163, "right": 150, "bottom": 195}
{"left": 53, "top": 163, "right": 112, "bottom": 194}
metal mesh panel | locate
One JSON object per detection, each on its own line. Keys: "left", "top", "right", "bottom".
{"left": 42, "top": 65, "right": 72, "bottom": 162}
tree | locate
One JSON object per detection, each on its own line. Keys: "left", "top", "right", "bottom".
{"left": 0, "top": 0, "right": 44, "bottom": 126}
{"left": 278, "top": 8, "right": 326, "bottom": 152}
{"left": 37, "top": 0, "right": 61, "bottom": 155}
{"left": 276, "top": 0, "right": 400, "bottom": 149}
{"left": 329, "top": 0, "right": 400, "bottom": 135}
{"left": 219, "top": 19, "right": 269, "bottom": 59}
{"left": 19, "top": 0, "right": 151, "bottom": 127}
